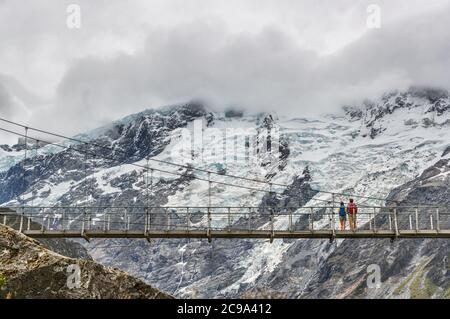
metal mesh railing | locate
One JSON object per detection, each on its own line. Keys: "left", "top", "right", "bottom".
{"left": 1, "top": 206, "right": 449, "bottom": 238}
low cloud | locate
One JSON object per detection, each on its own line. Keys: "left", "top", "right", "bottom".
{"left": 1, "top": 1, "right": 450, "bottom": 136}
{"left": 49, "top": 6, "right": 450, "bottom": 135}
{"left": 0, "top": 83, "right": 14, "bottom": 117}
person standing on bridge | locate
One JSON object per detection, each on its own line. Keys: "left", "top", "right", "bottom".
{"left": 338, "top": 201, "right": 347, "bottom": 230}
{"left": 347, "top": 198, "right": 358, "bottom": 231}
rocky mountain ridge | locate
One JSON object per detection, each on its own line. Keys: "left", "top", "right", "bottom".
{"left": 0, "top": 223, "right": 172, "bottom": 299}
{"left": 344, "top": 87, "right": 450, "bottom": 138}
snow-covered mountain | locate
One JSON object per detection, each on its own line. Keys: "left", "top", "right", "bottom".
{"left": 0, "top": 87, "right": 449, "bottom": 298}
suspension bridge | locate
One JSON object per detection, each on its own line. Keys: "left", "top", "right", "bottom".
{"left": 0, "top": 117, "right": 449, "bottom": 241}
{"left": 1, "top": 205, "right": 449, "bottom": 241}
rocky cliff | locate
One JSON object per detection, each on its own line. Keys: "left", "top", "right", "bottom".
{"left": 0, "top": 224, "right": 172, "bottom": 299}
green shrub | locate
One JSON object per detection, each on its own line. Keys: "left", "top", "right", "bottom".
{"left": 0, "top": 273, "right": 6, "bottom": 288}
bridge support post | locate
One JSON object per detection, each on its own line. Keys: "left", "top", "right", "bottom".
{"left": 207, "top": 208, "right": 211, "bottom": 231}
{"left": 21, "top": 127, "right": 28, "bottom": 209}
{"left": 148, "top": 207, "right": 152, "bottom": 231}
{"left": 102, "top": 212, "right": 106, "bottom": 232}
{"left": 373, "top": 207, "right": 377, "bottom": 232}
{"left": 415, "top": 208, "right": 419, "bottom": 232}
{"left": 40, "top": 209, "right": 44, "bottom": 232}
{"left": 288, "top": 210, "right": 293, "bottom": 232}
{"left": 81, "top": 210, "right": 85, "bottom": 236}
{"left": 269, "top": 209, "right": 274, "bottom": 243}
{"left": 436, "top": 208, "right": 440, "bottom": 232}
{"left": 166, "top": 208, "right": 170, "bottom": 232}
{"left": 146, "top": 208, "right": 152, "bottom": 243}
{"left": 19, "top": 213, "right": 24, "bottom": 233}
{"left": 124, "top": 208, "right": 129, "bottom": 232}
{"left": 330, "top": 194, "right": 336, "bottom": 243}
{"left": 390, "top": 205, "right": 399, "bottom": 243}
{"left": 186, "top": 208, "right": 190, "bottom": 232}
{"left": 145, "top": 209, "right": 151, "bottom": 243}
{"left": 144, "top": 208, "right": 148, "bottom": 235}
{"left": 207, "top": 173, "right": 212, "bottom": 243}
{"left": 207, "top": 208, "right": 212, "bottom": 243}
{"left": 227, "top": 207, "right": 231, "bottom": 232}
{"left": 248, "top": 207, "right": 251, "bottom": 231}
{"left": 331, "top": 193, "right": 335, "bottom": 234}
{"left": 393, "top": 208, "right": 399, "bottom": 238}
{"left": 81, "top": 209, "right": 89, "bottom": 242}
{"left": 62, "top": 211, "right": 66, "bottom": 232}
{"left": 331, "top": 208, "right": 335, "bottom": 237}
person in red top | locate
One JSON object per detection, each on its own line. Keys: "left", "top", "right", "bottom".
{"left": 347, "top": 198, "right": 358, "bottom": 231}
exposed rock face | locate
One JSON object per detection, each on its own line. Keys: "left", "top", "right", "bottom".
{"left": 442, "top": 146, "right": 450, "bottom": 157}
{"left": 345, "top": 86, "right": 450, "bottom": 138}
{"left": 409, "top": 86, "right": 449, "bottom": 104}
{"left": 224, "top": 109, "right": 244, "bottom": 118}
{"left": 0, "top": 140, "right": 48, "bottom": 153}
{"left": 256, "top": 113, "right": 290, "bottom": 174}
{"left": 260, "top": 167, "right": 317, "bottom": 209}
{"left": 0, "top": 224, "right": 172, "bottom": 299}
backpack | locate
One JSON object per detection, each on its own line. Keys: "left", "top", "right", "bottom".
{"left": 348, "top": 203, "right": 358, "bottom": 214}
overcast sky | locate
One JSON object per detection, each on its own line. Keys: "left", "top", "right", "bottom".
{"left": 1, "top": 0, "right": 450, "bottom": 140}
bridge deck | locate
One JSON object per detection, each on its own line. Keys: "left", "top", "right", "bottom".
{"left": 22, "top": 229, "right": 450, "bottom": 240}
{"left": 3, "top": 205, "right": 450, "bottom": 240}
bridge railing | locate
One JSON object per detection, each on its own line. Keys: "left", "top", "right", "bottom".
{"left": 1, "top": 206, "right": 449, "bottom": 234}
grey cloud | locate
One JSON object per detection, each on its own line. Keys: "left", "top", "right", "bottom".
{"left": 0, "top": 74, "right": 35, "bottom": 144}
{"left": 0, "top": 82, "right": 14, "bottom": 116}
{"left": 47, "top": 5, "right": 450, "bottom": 135}
{"left": 2, "top": 1, "right": 450, "bottom": 136}
{"left": 0, "top": 73, "right": 38, "bottom": 118}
